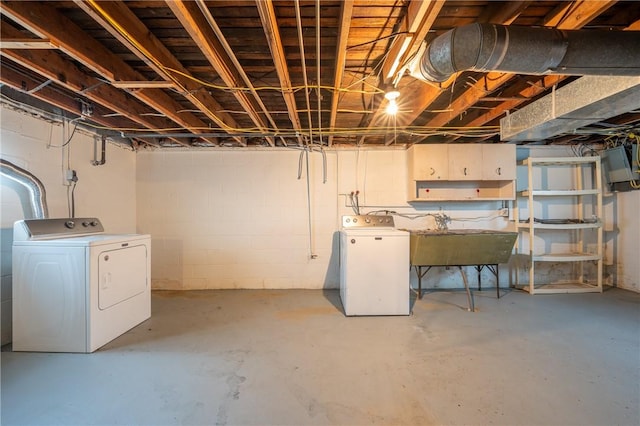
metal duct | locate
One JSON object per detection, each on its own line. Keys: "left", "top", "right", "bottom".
{"left": 0, "top": 158, "right": 49, "bottom": 219}
{"left": 414, "top": 23, "right": 640, "bottom": 82}
{"left": 500, "top": 75, "right": 640, "bottom": 142}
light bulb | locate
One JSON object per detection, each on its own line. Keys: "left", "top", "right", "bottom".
{"left": 386, "top": 99, "right": 398, "bottom": 115}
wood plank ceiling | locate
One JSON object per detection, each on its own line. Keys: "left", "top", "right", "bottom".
{"left": 1, "top": 0, "right": 639, "bottom": 149}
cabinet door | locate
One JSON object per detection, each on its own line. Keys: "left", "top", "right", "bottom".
{"left": 482, "top": 144, "right": 516, "bottom": 180}
{"left": 448, "top": 145, "right": 482, "bottom": 180}
{"left": 409, "top": 144, "right": 448, "bottom": 180}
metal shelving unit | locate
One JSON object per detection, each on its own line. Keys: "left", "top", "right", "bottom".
{"left": 514, "top": 157, "right": 603, "bottom": 294}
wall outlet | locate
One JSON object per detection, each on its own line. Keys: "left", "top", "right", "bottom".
{"left": 65, "top": 169, "right": 78, "bottom": 183}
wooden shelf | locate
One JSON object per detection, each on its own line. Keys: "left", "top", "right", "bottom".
{"left": 411, "top": 179, "right": 515, "bottom": 201}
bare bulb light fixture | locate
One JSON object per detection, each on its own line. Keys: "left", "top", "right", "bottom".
{"left": 385, "top": 88, "right": 400, "bottom": 115}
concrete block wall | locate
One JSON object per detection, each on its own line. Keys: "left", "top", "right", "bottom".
{"left": 137, "top": 149, "right": 340, "bottom": 290}
{"left": 137, "top": 147, "right": 517, "bottom": 291}
{"left": 0, "top": 105, "right": 138, "bottom": 344}
{"left": 612, "top": 190, "right": 640, "bottom": 292}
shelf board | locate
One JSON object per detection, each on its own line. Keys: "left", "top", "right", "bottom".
{"left": 516, "top": 221, "right": 601, "bottom": 230}
{"left": 519, "top": 189, "right": 599, "bottom": 197}
{"left": 532, "top": 253, "right": 601, "bottom": 262}
{"left": 521, "top": 157, "right": 600, "bottom": 166}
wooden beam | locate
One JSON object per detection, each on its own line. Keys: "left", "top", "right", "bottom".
{"left": 328, "top": 0, "right": 354, "bottom": 146}
{"left": 464, "top": 75, "right": 566, "bottom": 128}
{"left": 168, "top": 0, "right": 277, "bottom": 146}
{"left": 0, "top": 63, "right": 141, "bottom": 131}
{"left": 478, "top": 1, "right": 532, "bottom": 24}
{"left": 0, "top": 0, "right": 221, "bottom": 146}
{"left": 424, "top": 72, "right": 515, "bottom": 128}
{"left": 0, "top": 38, "right": 57, "bottom": 49}
{"left": 255, "top": 0, "right": 303, "bottom": 135}
{"left": 75, "top": 0, "right": 242, "bottom": 144}
{"left": 111, "top": 81, "right": 176, "bottom": 89}
{"left": 0, "top": 22, "right": 190, "bottom": 146}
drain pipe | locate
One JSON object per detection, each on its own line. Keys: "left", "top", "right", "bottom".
{"left": 0, "top": 158, "right": 49, "bottom": 219}
{"left": 410, "top": 23, "right": 640, "bottom": 82}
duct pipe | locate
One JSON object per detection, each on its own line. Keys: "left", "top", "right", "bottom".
{"left": 412, "top": 23, "right": 640, "bottom": 82}
{"left": 0, "top": 158, "right": 49, "bottom": 219}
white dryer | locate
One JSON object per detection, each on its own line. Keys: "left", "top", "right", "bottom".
{"left": 12, "top": 218, "right": 151, "bottom": 353}
{"left": 339, "top": 215, "right": 410, "bottom": 316}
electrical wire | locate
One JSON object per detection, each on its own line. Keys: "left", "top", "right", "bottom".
{"left": 160, "top": 65, "right": 383, "bottom": 96}
{"left": 48, "top": 120, "right": 79, "bottom": 148}
{"left": 68, "top": 181, "right": 77, "bottom": 218}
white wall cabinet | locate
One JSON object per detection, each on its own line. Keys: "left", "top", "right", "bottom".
{"left": 407, "top": 144, "right": 516, "bottom": 201}
{"left": 482, "top": 144, "right": 516, "bottom": 180}
{"left": 408, "top": 144, "right": 449, "bottom": 180}
{"left": 448, "top": 145, "right": 482, "bottom": 180}
{"left": 514, "top": 156, "right": 603, "bottom": 294}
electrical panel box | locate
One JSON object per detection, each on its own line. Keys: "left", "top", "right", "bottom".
{"left": 602, "top": 146, "right": 633, "bottom": 183}
{"left": 601, "top": 145, "right": 639, "bottom": 191}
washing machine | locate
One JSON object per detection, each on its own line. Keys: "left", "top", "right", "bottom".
{"left": 12, "top": 218, "right": 151, "bottom": 353}
{"left": 339, "top": 215, "right": 410, "bottom": 316}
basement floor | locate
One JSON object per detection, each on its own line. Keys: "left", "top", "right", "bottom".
{"left": 2, "top": 287, "right": 639, "bottom": 426}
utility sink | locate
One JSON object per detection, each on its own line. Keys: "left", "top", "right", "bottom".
{"left": 407, "top": 229, "right": 517, "bottom": 266}
{"left": 404, "top": 229, "right": 518, "bottom": 311}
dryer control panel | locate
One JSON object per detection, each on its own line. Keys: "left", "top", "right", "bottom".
{"left": 14, "top": 217, "right": 105, "bottom": 241}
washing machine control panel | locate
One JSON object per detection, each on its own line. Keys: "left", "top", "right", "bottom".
{"left": 342, "top": 215, "right": 395, "bottom": 228}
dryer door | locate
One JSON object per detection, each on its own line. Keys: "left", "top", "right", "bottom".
{"left": 97, "top": 244, "right": 148, "bottom": 310}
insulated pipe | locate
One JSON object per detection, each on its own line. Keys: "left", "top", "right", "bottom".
{"left": 0, "top": 158, "right": 49, "bottom": 218}
{"left": 416, "top": 23, "right": 640, "bottom": 82}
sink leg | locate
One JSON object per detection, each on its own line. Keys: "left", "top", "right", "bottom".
{"left": 413, "top": 266, "right": 431, "bottom": 300}
{"left": 458, "top": 266, "right": 475, "bottom": 312}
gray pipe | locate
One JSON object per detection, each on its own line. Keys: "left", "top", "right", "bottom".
{"left": 417, "top": 23, "right": 640, "bottom": 82}
{"left": 0, "top": 158, "right": 49, "bottom": 218}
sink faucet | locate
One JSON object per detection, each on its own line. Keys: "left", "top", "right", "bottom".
{"left": 428, "top": 212, "right": 451, "bottom": 231}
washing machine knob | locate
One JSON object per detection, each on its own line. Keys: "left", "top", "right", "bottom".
{"left": 65, "top": 220, "right": 75, "bottom": 229}
{"left": 90, "top": 221, "right": 99, "bottom": 227}
{"left": 82, "top": 221, "right": 90, "bottom": 227}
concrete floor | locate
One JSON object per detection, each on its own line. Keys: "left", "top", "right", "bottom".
{"left": 2, "top": 287, "right": 639, "bottom": 426}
